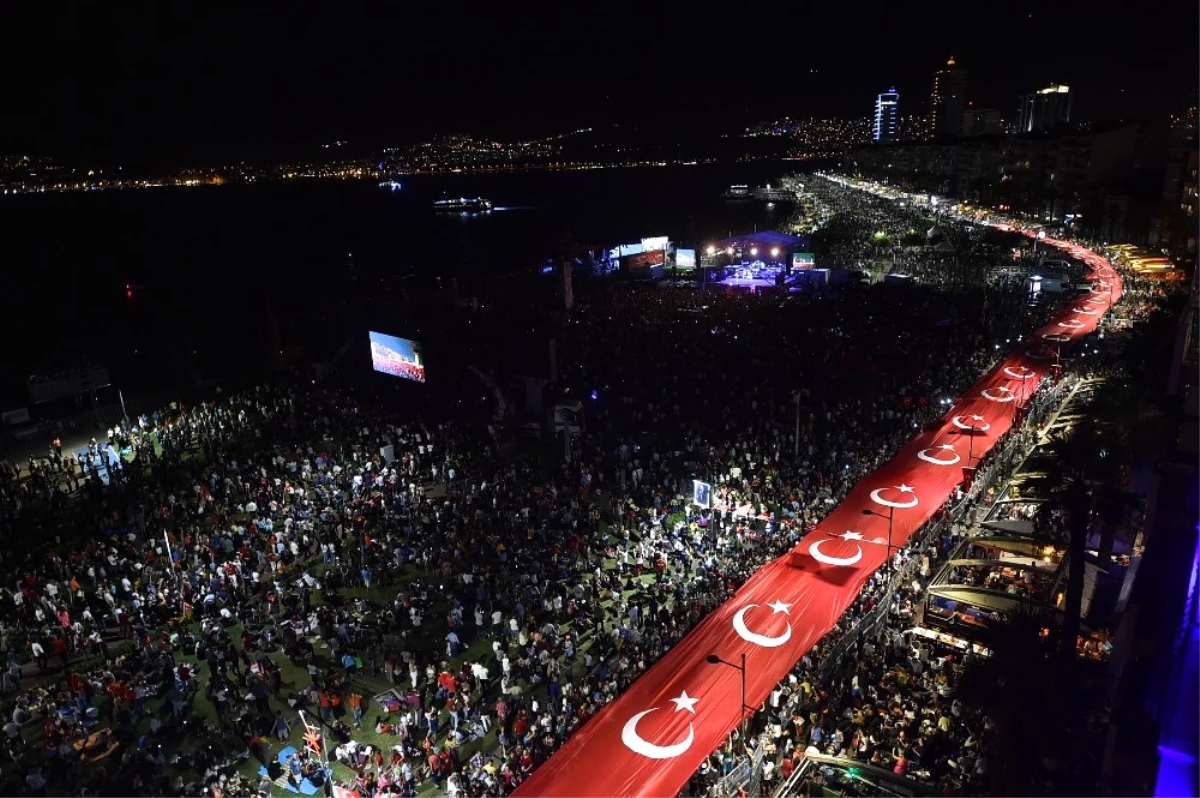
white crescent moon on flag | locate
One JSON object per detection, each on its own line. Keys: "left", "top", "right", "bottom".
{"left": 1003, "top": 367, "right": 1034, "bottom": 380}
{"left": 808, "top": 538, "right": 863, "bottom": 567}
{"left": 1058, "top": 319, "right": 1085, "bottom": 329}
{"left": 952, "top": 415, "right": 991, "bottom": 432}
{"left": 621, "top": 709, "right": 695, "bottom": 759}
{"left": 1041, "top": 333, "right": 1071, "bottom": 343}
{"left": 1074, "top": 307, "right": 1099, "bottom": 316}
{"left": 869, "top": 487, "right": 919, "bottom": 509}
{"left": 917, "top": 446, "right": 961, "bottom": 465}
{"left": 981, "top": 388, "right": 1015, "bottom": 402}
{"left": 732, "top": 605, "right": 792, "bottom": 648}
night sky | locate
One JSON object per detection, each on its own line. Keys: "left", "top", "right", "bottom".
{"left": 2, "top": 0, "right": 1195, "bottom": 166}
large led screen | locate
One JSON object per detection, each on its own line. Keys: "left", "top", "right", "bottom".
{"left": 675, "top": 248, "right": 697, "bottom": 270}
{"left": 792, "top": 252, "right": 816, "bottom": 270}
{"left": 369, "top": 331, "right": 426, "bottom": 383}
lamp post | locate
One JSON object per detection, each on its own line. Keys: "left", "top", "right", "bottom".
{"left": 791, "top": 391, "right": 802, "bottom": 461}
{"left": 862, "top": 507, "right": 896, "bottom": 576}
{"left": 706, "top": 653, "right": 749, "bottom": 740}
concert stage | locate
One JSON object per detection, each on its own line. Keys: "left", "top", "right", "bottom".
{"left": 76, "top": 444, "right": 124, "bottom": 485}
{"left": 712, "top": 261, "right": 785, "bottom": 293}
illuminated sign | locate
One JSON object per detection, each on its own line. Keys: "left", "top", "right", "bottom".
{"left": 641, "top": 236, "right": 669, "bottom": 252}
{"left": 675, "top": 248, "right": 696, "bottom": 270}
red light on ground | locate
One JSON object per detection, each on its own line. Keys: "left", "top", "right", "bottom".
{"left": 126, "top": 290, "right": 133, "bottom": 299}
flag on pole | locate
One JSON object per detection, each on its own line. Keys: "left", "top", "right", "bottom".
{"left": 299, "top": 711, "right": 325, "bottom": 759}
{"left": 304, "top": 726, "right": 322, "bottom": 756}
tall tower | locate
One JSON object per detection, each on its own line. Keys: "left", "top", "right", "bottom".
{"left": 874, "top": 89, "right": 900, "bottom": 142}
{"left": 931, "top": 56, "right": 968, "bottom": 138}
{"left": 1017, "top": 84, "right": 1072, "bottom": 133}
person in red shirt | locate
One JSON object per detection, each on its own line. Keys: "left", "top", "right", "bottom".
{"left": 178, "top": 663, "right": 194, "bottom": 694}
{"left": 52, "top": 636, "right": 67, "bottom": 664}
{"left": 318, "top": 691, "right": 332, "bottom": 722}
{"left": 427, "top": 751, "right": 442, "bottom": 786}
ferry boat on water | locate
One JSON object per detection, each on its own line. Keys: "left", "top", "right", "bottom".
{"left": 432, "top": 197, "right": 493, "bottom": 213}
{"left": 723, "top": 184, "right": 750, "bottom": 200}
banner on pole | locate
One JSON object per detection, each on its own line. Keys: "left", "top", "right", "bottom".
{"left": 692, "top": 480, "right": 712, "bottom": 509}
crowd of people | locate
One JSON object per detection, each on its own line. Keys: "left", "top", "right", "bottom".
{"left": 0, "top": 175, "right": 1156, "bottom": 798}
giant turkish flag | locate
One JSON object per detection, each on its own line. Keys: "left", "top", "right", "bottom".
{"left": 514, "top": 235, "right": 1121, "bottom": 798}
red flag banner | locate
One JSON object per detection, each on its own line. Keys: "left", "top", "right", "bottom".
{"left": 513, "top": 236, "right": 1121, "bottom": 798}
{"left": 303, "top": 727, "right": 323, "bottom": 756}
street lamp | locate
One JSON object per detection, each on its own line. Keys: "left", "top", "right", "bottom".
{"left": 862, "top": 508, "right": 896, "bottom": 575}
{"left": 791, "top": 391, "right": 802, "bottom": 461}
{"left": 705, "top": 653, "right": 749, "bottom": 740}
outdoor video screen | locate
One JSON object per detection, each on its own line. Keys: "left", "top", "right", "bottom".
{"left": 369, "top": 331, "right": 426, "bottom": 383}
{"left": 792, "top": 252, "right": 816, "bottom": 270}
{"left": 675, "top": 248, "right": 697, "bottom": 271}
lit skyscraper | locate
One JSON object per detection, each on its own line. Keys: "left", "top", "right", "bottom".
{"left": 930, "top": 56, "right": 967, "bottom": 138}
{"left": 873, "top": 89, "right": 900, "bottom": 142}
{"left": 1018, "top": 84, "right": 1072, "bottom": 133}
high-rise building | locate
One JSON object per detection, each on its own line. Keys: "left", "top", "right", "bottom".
{"left": 873, "top": 89, "right": 900, "bottom": 142}
{"left": 1018, "top": 84, "right": 1072, "bottom": 133}
{"left": 962, "top": 108, "right": 1004, "bottom": 137}
{"left": 1156, "top": 88, "right": 1195, "bottom": 211}
{"left": 930, "top": 56, "right": 967, "bottom": 138}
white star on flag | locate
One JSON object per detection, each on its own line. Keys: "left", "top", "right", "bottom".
{"left": 897, "top": 484, "right": 915, "bottom": 493}
{"left": 998, "top": 386, "right": 1012, "bottom": 393}
{"left": 670, "top": 691, "right": 699, "bottom": 715}
{"left": 969, "top": 414, "right": 985, "bottom": 422}
{"left": 838, "top": 530, "right": 864, "bottom": 541}
{"left": 939, "top": 444, "right": 956, "bottom": 451}
{"left": 767, "top": 600, "right": 792, "bottom": 615}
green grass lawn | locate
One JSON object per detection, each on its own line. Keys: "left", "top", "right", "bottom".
{"left": 6, "top": 424, "right": 685, "bottom": 796}
{"left": 214, "top": 553, "right": 658, "bottom": 795}
{"left": 11, "top": 520, "right": 666, "bottom": 796}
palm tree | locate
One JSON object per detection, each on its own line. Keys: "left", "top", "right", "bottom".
{"left": 1088, "top": 383, "right": 1166, "bottom": 564}
{"left": 956, "top": 607, "right": 1065, "bottom": 796}
{"left": 1092, "top": 486, "right": 1136, "bottom": 568}
{"left": 1020, "top": 417, "right": 1118, "bottom": 658}
{"left": 556, "top": 230, "right": 583, "bottom": 312}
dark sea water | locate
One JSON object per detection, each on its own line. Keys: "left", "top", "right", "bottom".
{"left": 2, "top": 162, "right": 799, "bottom": 397}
